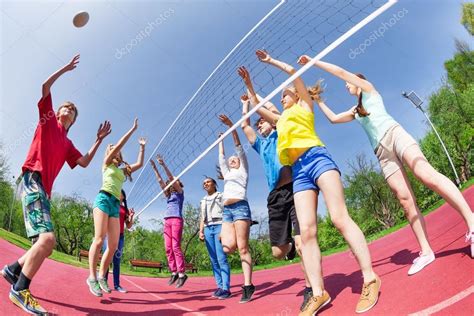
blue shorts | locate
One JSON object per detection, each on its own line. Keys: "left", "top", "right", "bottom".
{"left": 93, "top": 190, "right": 120, "bottom": 218}
{"left": 292, "top": 146, "right": 340, "bottom": 193}
{"left": 223, "top": 200, "right": 252, "bottom": 223}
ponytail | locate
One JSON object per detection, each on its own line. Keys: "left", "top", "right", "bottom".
{"left": 121, "top": 189, "right": 129, "bottom": 216}
{"left": 307, "top": 79, "right": 324, "bottom": 103}
{"left": 355, "top": 73, "right": 370, "bottom": 117}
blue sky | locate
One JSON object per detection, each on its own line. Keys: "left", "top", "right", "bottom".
{"left": 1, "top": 0, "right": 471, "bottom": 230}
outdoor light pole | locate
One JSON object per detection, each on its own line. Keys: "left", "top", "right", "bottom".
{"left": 402, "top": 91, "right": 461, "bottom": 187}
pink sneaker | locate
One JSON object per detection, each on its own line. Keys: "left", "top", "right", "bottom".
{"left": 408, "top": 252, "right": 435, "bottom": 275}
{"left": 465, "top": 231, "right": 474, "bottom": 258}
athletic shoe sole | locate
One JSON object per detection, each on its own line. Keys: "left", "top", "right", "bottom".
{"left": 313, "top": 296, "right": 332, "bottom": 315}
{"left": 86, "top": 279, "right": 103, "bottom": 297}
{"left": 239, "top": 290, "right": 255, "bottom": 303}
{"left": 408, "top": 255, "right": 435, "bottom": 275}
{"left": 355, "top": 278, "right": 381, "bottom": 314}
{"left": 9, "top": 289, "right": 47, "bottom": 315}
{"left": 1, "top": 266, "right": 17, "bottom": 285}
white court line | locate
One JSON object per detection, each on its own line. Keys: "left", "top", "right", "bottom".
{"left": 408, "top": 286, "right": 474, "bottom": 316}
{"left": 122, "top": 276, "right": 206, "bottom": 316}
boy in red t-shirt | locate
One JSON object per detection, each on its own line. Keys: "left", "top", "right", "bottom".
{"left": 1, "top": 54, "right": 112, "bottom": 315}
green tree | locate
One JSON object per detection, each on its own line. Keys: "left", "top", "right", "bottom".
{"left": 422, "top": 84, "right": 474, "bottom": 182}
{"left": 344, "top": 154, "right": 403, "bottom": 231}
{"left": 50, "top": 194, "right": 94, "bottom": 256}
{"left": 444, "top": 41, "right": 474, "bottom": 92}
{"left": 461, "top": 2, "right": 474, "bottom": 35}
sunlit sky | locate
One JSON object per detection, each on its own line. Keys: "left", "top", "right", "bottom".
{"left": 1, "top": 0, "right": 471, "bottom": 230}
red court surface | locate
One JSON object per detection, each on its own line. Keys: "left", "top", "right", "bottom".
{"left": 1, "top": 187, "right": 473, "bottom": 315}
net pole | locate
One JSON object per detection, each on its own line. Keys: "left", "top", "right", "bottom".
{"left": 128, "top": 0, "right": 286, "bottom": 198}
{"left": 135, "top": 0, "right": 398, "bottom": 218}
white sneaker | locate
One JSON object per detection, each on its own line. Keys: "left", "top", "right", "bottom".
{"left": 465, "top": 231, "right": 474, "bottom": 258}
{"left": 408, "top": 252, "right": 435, "bottom": 275}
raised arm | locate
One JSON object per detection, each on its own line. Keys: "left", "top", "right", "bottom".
{"left": 317, "top": 101, "right": 356, "bottom": 124}
{"left": 77, "top": 120, "right": 112, "bottom": 167}
{"left": 298, "top": 55, "right": 375, "bottom": 93}
{"left": 157, "top": 155, "right": 183, "bottom": 194}
{"left": 125, "top": 208, "right": 135, "bottom": 229}
{"left": 219, "top": 114, "right": 241, "bottom": 147}
{"left": 42, "top": 54, "right": 80, "bottom": 98}
{"left": 237, "top": 66, "right": 281, "bottom": 125}
{"left": 150, "top": 159, "right": 167, "bottom": 190}
{"left": 256, "top": 50, "right": 313, "bottom": 111}
{"left": 105, "top": 118, "right": 138, "bottom": 166}
{"left": 240, "top": 95, "right": 257, "bottom": 145}
{"left": 129, "top": 137, "right": 146, "bottom": 173}
{"left": 218, "top": 133, "right": 230, "bottom": 177}
{"left": 236, "top": 142, "right": 249, "bottom": 173}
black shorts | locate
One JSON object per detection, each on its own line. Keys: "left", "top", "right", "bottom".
{"left": 267, "top": 182, "right": 300, "bottom": 246}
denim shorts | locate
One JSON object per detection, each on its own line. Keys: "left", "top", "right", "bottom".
{"left": 292, "top": 146, "right": 340, "bottom": 193}
{"left": 223, "top": 200, "right": 252, "bottom": 223}
{"left": 93, "top": 190, "right": 120, "bottom": 218}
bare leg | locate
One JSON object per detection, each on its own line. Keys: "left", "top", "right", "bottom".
{"left": 317, "top": 170, "right": 376, "bottom": 283}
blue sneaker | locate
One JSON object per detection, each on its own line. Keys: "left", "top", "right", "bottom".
{"left": 218, "top": 289, "right": 232, "bottom": 299}
{"left": 1, "top": 265, "right": 19, "bottom": 285}
{"left": 212, "top": 288, "right": 223, "bottom": 297}
{"left": 9, "top": 286, "right": 47, "bottom": 315}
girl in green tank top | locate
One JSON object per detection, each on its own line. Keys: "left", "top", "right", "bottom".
{"left": 238, "top": 50, "right": 380, "bottom": 315}
{"left": 87, "top": 118, "right": 147, "bottom": 297}
{"left": 298, "top": 55, "right": 474, "bottom": 269}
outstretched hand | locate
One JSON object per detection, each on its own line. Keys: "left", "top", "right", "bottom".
{"left": 218, "top": 114, "right": 233, "bottom": 127}
{"left": 156, "top": 154, "right": 164, "bottom": 165}
{"left": 240, "top": 94, "right": 250, "bottom": 103}
{"left": 297, "top": 55, "right": 311, "bottom": 66}
{"left": 256, "top": 49, "right": 271, "bottom": 63}
{"left": 96, "top": 120, "right": 112, "bottom": 141}
{"left": 132, "top": 118, "right": 139, "bottom": 131}
{"left": 64, "top": 54, "right": 80, "bottom": 72}
{"left": 237, "top": 66, "right": 253, "bottom": 87}
{"left": 138, "top": 137, "right": 147, "bottom": 146}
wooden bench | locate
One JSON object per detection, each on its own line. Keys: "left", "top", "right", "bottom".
{"left": 185, "top": 263, "right": 198, "bottom": 273}
{"left": 129, "top": 259, "right": 164, "bottom": 273}
{"left": 78, "top": 249, "right": 102, "bottom": 262}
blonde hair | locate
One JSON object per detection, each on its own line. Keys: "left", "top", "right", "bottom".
{"left": 285, "top": 79, "right": 324, "bottom": 103}
{"left": 105, "top": 144, "right": 133, "bottom": 181}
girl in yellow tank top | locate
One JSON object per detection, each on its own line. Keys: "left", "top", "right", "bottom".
{"left": 87, "top": 118, "right": 147, "bottom": 297}
{"left": 238, "top": 50, "right": 380, "bottom": 316}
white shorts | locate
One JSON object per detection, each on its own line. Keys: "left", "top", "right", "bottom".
{"left": 375, "top": 125, "right": 418, "bottom": 179}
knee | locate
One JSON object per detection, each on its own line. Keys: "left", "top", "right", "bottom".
{"left": 172, "top": 245, "right": 182, "bottom": 253}
{"left": 94, "top": 236, "right": 105, "bottom": 248}
{"left": 39, "top": 234, "right": 56, "bottom": 251}
{"left": 330, "top": 214, "right": 346, "bottom": 231}
{"left": 417, "top": 171, "right": 440, "bottom": 190}
{"left": 271, "top": 246, "right": 286, "bottom": 260}
{"left": 107, "top": 242, "right": 118, "bottom": 253}
{"left": 396, "top": 193, "right": 416, "bottom": 216}
{"left": 299, "top": 225, "right": 317, "bottom": 244}
{"left": 223, "top": 245, "right": 236, "bottom": 254}
{"left": 238, "top": 245, "right": 250, "bottom": 257}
